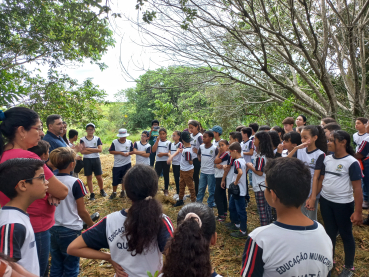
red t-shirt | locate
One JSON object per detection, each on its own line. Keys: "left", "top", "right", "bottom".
{"left": 0, "top": 149, "right": 55, "bottom": 233}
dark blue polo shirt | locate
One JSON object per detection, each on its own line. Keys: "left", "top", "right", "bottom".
{"left": 43, "top": 131, "right": 67, "bottom": 152}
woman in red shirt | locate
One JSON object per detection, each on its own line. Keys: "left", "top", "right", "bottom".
{"left": 0, "top": 107, "right": 68, "bottom": 277}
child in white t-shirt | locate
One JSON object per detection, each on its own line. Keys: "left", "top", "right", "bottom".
{"left": 167, "top": 131, "right": 183, "bottom": 198}
{"left": 214, "top": 140, "right": 229, "bottom": 221}
{"left": 133, "top": 131, "right": 151, "bottom": 166}
{"left": 49, "top": 147, "right": 94, "bottom": 277}
{"left": 241, "top": 157, "right": 333, "bottom": 276}
{"left": 0, "top": 158, "right": 48, "bottom": 276}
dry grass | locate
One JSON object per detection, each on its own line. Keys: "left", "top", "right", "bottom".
{"left": 78, "top": 154, "right": 369, "bottom": 277}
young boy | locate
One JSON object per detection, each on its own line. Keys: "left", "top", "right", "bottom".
{"left": 211, "top": 125, "right": 223, "bottom": 148}
{"left": 282, "top": 117, "right": 294, "bottom": 133}
{"left": 68, "top": 129, "right": 79, "bottom": 147}
{"left": 49, "top": 147, "right": 94, "bottom": 277}
{"left": 241, "top": 127, "right": 253, "bottom": 164}
{"left": 353, "top": 117, "right": 369, "bottom": 152}
{"left": 224, "top": 142, "right": 248, "bottom": 238}
{"left": 80, "top": 123, "right": 106, "bottom": 200}
{"left": 275, "top": 131, "right": 301, "bottom": 157}
{"left": 241, "top": 158, "right": 333, "bottom": 276}
{"left": 108, "top": 128, "right": 133, "bottom": 199}
{"left": 133, "top": 131, "right": 151, "bottom": 166}
{"left": 0, "top": 158, "right": 48, "bottom": 275}
{"left": 221, "top": 132, "right": 242, "bottom": 190}
{"left": 323, "top": 123, "right": 341, "bottom": 140}
{"left": 196, "top": 131, "right": 218, "bottom": 208}
{"left": 28, "top": 140, "right": 50, "bottom": 161}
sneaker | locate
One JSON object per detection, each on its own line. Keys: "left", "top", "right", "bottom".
{"left": 223, "top": 222, "right": 234, "bottom": 228}
{"left": 89, "top": 193, "right": 95, "bottom": 201}
{"left": 230, "top": 230, "right": 248, "bottom": 239}
{"left": 119, "top": 191, "right": 126, "bottom": 198}
{"left": 173, "top": 200, "right": 184, "bottom": 207}
{"left": 338, "top": 267, "right": 354, "bottom": 277}
{"left": 163, "top": 189, "right": 169, "bottom": 196}
{"left": 363, "top": 216, "right": 369, "bottom": 226}
{"left": 216, "top": 215, "right": 226, "bottom": 222}
{"left": 172, "top": 194, "right": 179, "bottom": 201}
{"left": 226, "top": 223, "right": 239, "bottom": 231}
{"left": 100, "top": 189, "right": 107, "bottom": 197}
{"left": 109, "top": 192, "right": 117, "bottom": 199}
{"left": 363, "top": 201, "right": 369, "bottom": 209}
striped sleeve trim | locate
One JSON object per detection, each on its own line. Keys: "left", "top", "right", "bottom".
{"left": 162, "top": 215, "right": 174, "bottom": 237}
{"left": 358, "top": 141, "right": 367, "bottom": 153}
{"left": 0, "top": 223, "right": 26, "bottom": 261}
{"left": 83, "top": 216, "right": 107, "bottom": 233}
{"left": 77, "top": 179, "right": 88, "bottom": 196}
{"left": 256, "top": 158, "right": 264, "bottom": 171}
{"left": 235, "top": 160, "right": 241, "bottom": 169}
{"left": 241, "top": 237, "right": 264, "bottom": 277}
{"left": 220, "top": 152, "right": 228, "bottom": 159}
{"left": 185, "top": 151, "right": 192, "bottom": 161}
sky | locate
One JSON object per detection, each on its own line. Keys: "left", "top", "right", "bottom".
{"left": 34, "top": 0, "right": 170, "bottom": 102}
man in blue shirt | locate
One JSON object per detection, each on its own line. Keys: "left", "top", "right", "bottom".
{"left": 43, "top": 114, "right": 67, "bottom": 152}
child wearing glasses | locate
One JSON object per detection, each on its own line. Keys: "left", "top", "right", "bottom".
{"left": 133, "top": 131, "right": 151, "bottom": 166}
{"left": 0, "top": 158, "right": 48, "bottom": 276}
{"left": 49, "top": 147, "right": 94, "bottom": 277}
{"left": 241, "top": 158, "right": 333, "bottom": 276}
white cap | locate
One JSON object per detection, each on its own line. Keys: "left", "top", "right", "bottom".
{"left": 117, "top": 128, "right": 130, "bottom": 137}
{"left": 86, "top": 123, "right": 95, "bottom": 129}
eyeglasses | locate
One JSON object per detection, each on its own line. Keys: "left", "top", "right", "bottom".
{"left": 30, "top": 126, "right": 43, "bottom": 132}
{"left": 25, "top": 174, "right": 46, "bottom": 183}
{"left": 258, "top": 182, "right": 279, "bottom": 198}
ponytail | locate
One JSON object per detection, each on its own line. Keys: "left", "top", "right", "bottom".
{"left": 332, "top": 130, "right": 355, "bottom": 156}
{"left": 162, "top": 203, "right": 215, "bottom": 277}
{"left": 303, "top": 125, "right": 327, "bottom": 154}
{"left": 123, "top": 165, "right": 163, "bottom": 256}
{"left": 0, "top": 107, "right": 40, "bottom": 157}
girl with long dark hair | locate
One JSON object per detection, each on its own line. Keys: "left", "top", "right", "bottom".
{"left": 67, "top": 164, "right": 174, "bottom": 276}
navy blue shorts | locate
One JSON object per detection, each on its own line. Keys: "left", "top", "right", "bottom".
{"left": 112, "top": 163, "right": 132, "bottom": 187}
{"left": 83, "top": 158, "right": 102, "bottom": 176}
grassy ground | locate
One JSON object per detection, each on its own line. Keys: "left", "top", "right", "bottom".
{"left": 78, "top": 154, "right": 369, "bottom": 276}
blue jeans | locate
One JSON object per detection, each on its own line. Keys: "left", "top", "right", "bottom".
{"left": 35, "top": 229, "right": 51, "bottom": 277}
{"left": 50, "top": 226, "right": 81, "bottom": 277}
{"left": 362, "top": 159, "right": 369, "bottom": 202}
{"left": 196, "top": 173, "right": 216, "bottom": 206}
{"left": 229, "top": 195, "right": 247, "bottom": 232}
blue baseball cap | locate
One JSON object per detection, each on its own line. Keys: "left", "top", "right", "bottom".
{"left": 211, "top": 125, "right": 223, "bottom": 135}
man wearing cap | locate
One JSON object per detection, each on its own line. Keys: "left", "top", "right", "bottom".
{"left": 211, "top": 125, "right": 223, "bottom": 148}
{"left": 108, "top": 128, "right": 134, "bottom": 199}
{"left": 43, "top": 114, "right": 67, "bottom": 153}
{"left": 80, "top": 123, "right": 107, "bottom": 200}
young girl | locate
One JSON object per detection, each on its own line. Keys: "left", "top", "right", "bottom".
{"left": 271, "top": 126, "right": 285, "bottom": 141}
{"left": 160, "top": 203, "right": 222, "bottom": 277}
{"left": 67, "top": 165, "right": 174, "bottom": 277}
{"left": 287, "top": 125, "right": 327, "bottom": 221}
{"left": 214, "top": 140, "right": 229, "bottom": 221}
{"left": 133, "top": 131, "right": 151, "bottom": 166}
{"left": 246, "top": 131, "right": 274, "bottom": 226}
{"left": 152, "top": 128, "right": 171, "bottom": 196}
{"left": 173, "top": 131, "right": 196, "bottom": 206}
{"left": 167, "top": 131, "right": 183, "bottom": 198}
{"left": 312, "top": 131, "right": 362, "bottom": 276}
{"left": 188, "top": 120, "right": 203, "bottom": 195}
{"left": 268, "top": 130, "right": 281, "bottom": 155}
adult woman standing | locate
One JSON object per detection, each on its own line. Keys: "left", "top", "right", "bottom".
{"left": 295, "top": 115, "right": 307, "bottom": 128}
{"left": 0, "top": 107, "right": 68, "bottom": 276}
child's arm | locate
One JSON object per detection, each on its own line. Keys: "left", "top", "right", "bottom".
{"left": 82, "top": 145, "right": 102, "bottom": 154}
{"left": 244, "top": 148, "right": 254, "bottom": 156}
{"left": 287, "top": 141, "right": 310, "bottom": 158}
{"left": 234, "top": 167, "right": 243, "bottom": 185}
{"left": 241, "top": 237, "right": 264, "bottom": 276}
{"left": 246, "top": 160, "right": 264, "bottom": 177}
{"left": 306, "top": 169, "right": 322, "bottom": 211}
{"left": 7, "top": 261, "right": 39, "bottom": 277}
{"left": 354, "top": 140, "right": 369, "bottom": 160}
{"left": 108, "top": 142, "right": 124, "bottom": 156}
{"left": 221, "top": 165, "right": 230, "bottom": 188}
{"left": 351, "top": 180, "right": 363, "bottom": 225}
{"left": 76, "top": 198, "right": 94, "bottom": 228}
{"left": 151, "top": 138, "right": 159, "bottom": 153}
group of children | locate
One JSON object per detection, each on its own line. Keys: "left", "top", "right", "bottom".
{"left": 0, "top": 113, "right": 368, "bottom": 277}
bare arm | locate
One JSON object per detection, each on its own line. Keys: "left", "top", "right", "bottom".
{"left": 47, "top": 176, "right": 68, "bottom": 200}
{"left": 246, "top": 163, "right": 263, "bottom": 176}
{"left": 76, "top": 198, "right": 94, "bottom": 228}
{"left": 221, "top": 165, "right": 231, "bottom": 188}
{"left": 351, "top": 180, "right": 363, "bottom": 225}
{"left": 234, "top": 168, "right": 243, "bottom": 184}
{"left": 243, "top": 148, "right": 254, "bottom": 156}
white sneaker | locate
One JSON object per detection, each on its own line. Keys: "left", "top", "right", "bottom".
{"left": 363, "top": 201, "right": 369, "bottom": 209}
{"left": 172, "top": 194, "right": 179, "bottom": 201}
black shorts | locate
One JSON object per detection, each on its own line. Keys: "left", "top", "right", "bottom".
{"left": 83, "top": 158, "right": 103, "bottom": 176}
{"left": 112, "top": 163, "right": 132, "bottom": 187}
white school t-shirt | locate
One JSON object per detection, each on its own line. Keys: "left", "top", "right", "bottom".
{"left": 109, "top": 139, "right": 134, "bottom": 167}
{"left": 226, "top": 156, "right": 235, "bottom": 188}
{"left": 252, "top": 153, "right": 267, "bottom": 192}
{"left": 294, "top": 148, "right": 325, "bottom": 197}
{"left": 170, "top": 142, "right": 183, "bottom": 165}
{"left": 241, "top": 221, "right": 333, "bottom": 277}
{"left": 180, "top": 147, "right": 194, "bottom": 171}
{"left": 134, "top": 141, "right": 151, "bottom": 165}
{"left": 54, "top": 174, "right": 88, "bottom": 230}
{"left": 320, "top": 155, "right": 363, "bottom": 203}
{"left": 190, "top": 133, "right": 203, "bottom": 154}
{"left": 0, "top": 207, "right": 39, "bottom": 275}
{"left": 80, "top": 136, "right": 102, "bottom": 158}
{"left": 198, "top": 144, "right": 219, "bottom": 175}
{"left": 353, "top": 132, "right": 369, "bottom": 152}
{"left": 232, "top": 158, "right": 247, "bottom": 196}
{"left": 242, "top": 139, "right": 253, "bottom": 164}
{"left": 215, "top": 152, "right": 229, "bottom": 178}
{"left": 82, "top": 210, "right": 174, "bottom": 277}
{"left": 156, "top": 140, "right": 171, "bottom": 162}
{"left": 213, "top": 139, "right": 221, "bottom": 149}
